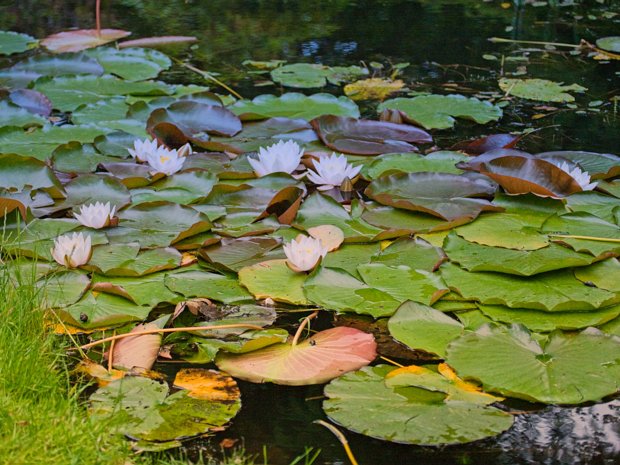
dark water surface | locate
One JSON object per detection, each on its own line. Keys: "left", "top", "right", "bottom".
{"left": 1, "top": 1, "right": 619, "bottom": 464}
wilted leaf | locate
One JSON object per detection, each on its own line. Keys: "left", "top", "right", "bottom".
{"left": 41, "top": 29, "right": 131, "bottom": 53}
{"left": 9, "top": 89, "right": 53, "bottom": 116}
{"left": 118, "top": 36, "right": 198, "bottom": 48}
{"left": 112, "top": 315, "right": 169, "bottom": 370}
{"left": 344, "top": 78, "right": 404, "bottom": 101}
{"left": 271, "top": 63, "right": 368, "bottom": 88}
{"left": 499, "top": 78, "right": 587, "bottom": 103}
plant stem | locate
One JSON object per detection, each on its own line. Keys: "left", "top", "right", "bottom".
{"left": 95, "top": 0, "right": 101, "bottom": 36}
{"left": 549, "top": 234, "right": 620, "bottom": 243}
{"left": 291, "top": 311, "right": 319, "bottom": 347}
{"left": 80, "top": 324, "right": 263, "bottom": 350}
{"left": 488, "top": 37, "right": 581, "bottom": 48}
{"left": 314, "top": 420, "right": 359, "bottom": 465}
{"left": 172, "top": 57, "right": 243, "bottom": 100}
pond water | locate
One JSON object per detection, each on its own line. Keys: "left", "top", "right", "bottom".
{"left": 1, "top": 1, "right": 619, "bottom": 464}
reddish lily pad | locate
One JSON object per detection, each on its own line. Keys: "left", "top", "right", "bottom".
{"left": 41, "top": 29, "right": 131, "bottom": 53}
{"left": 310, "top": 115, "right": 432, "bottom": 155}
{"left": 215, "top": 326, "right": 377, "bottom": 385}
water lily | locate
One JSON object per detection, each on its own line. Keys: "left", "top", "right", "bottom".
{"left": 145, "top": 145, "right": 187, "bottom": 176}
{"left": 128, "top": 138, "right": 160, "bottom": 162}
{"left": 51, "top": 232, "right": 92, "bottom": 268}
{"left": 549, "top": 159, "right": 597, "bottom": 191}
{"left": 306, "top": 152, "right": 362, "bottom": 190}
{"left": 74, "top": 202, "right": 116, "bottom": 229}
{"left": 283, "top": 234, "right": 328, "bottom": 273}
{"left": 249, "top": 140, "right": 304, "bottom": 177}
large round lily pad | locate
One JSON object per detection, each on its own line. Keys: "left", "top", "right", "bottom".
{"left": 323, "top": 365, "right": 513, "bottom": 445}
{"left": 446, "top": 324, "right": 620, "bottom": 404}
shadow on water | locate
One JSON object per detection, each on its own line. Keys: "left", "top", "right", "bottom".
{"left": 1, "top": 1, "right": 619, "bottom": 463}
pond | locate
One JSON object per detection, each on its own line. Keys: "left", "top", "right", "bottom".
{"left": 0, "top": 1, "right": 618, "bottom": 464}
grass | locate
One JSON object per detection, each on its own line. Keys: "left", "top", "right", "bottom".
{"left": 0, "top": 259, "right": 320, "bottom": 465}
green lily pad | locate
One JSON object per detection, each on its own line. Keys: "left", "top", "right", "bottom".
{"left": 443, "top": 233, "right": 595, "bottom": 276}
{"left": 89, "top": 244, "right": 182, "bottom": 277}
{"left": 92, "top": 271, "right": 180, "bottom": 307}
{"left": 574, "top": 259, "right": 620, "bottom": 293}
{"left": 477, "top": 303, "right": 620, "bottom": 332}
{"left": 365, "top": 172, "right": 501, "bottom": 222}
{"left": 0, "top": 31, "right": 37, "bottom": 55}
{"left": 37, "top": 271, "right": 91, "bottom": 308}
{"left": 60, "top": 291, "right": 151, "bottom": 329}
{"left": 0, "top": 100, "right": 47, "bottom": 128}
{"left": 596, "top": 36, "right": 620, "bottom": 53}
{"left": 565, "top": 192, "right": 620, "bottom": 223}
{"left": 357, "top": 263, "right": 448, "bottom": 306}
{"left": 33, "top": 74, "right": 174, "bottom": 111}
{"left": 322, "top": 243, "right": 381, "bottom": 278}
{"left": 85, "top": 47, "right": 171, "bottom": 81}
{"left": 378, "top": 95, "right": 503, "bottom": 130}
{"left": 0, "top": 153, "right": 61, "bottom": 191}
{"left": 230, "top": 93, "right": 359, "bottom": 121}
{"left": 323, "top": 365, "right": 513, "bottom": 445}
{"left": 371, "top": 237, "right": 445, "bottom": 271}
{"left": 364, "top": 151, "right": 468, "bottom": 179}
{"left": 446, "top": 324, "right": 620, "bottom": 404}
{"left": 388, "top": 301, "right": 464, "bottom": 357}
{"left": 238, "top": 259, "right": 308, "bottom": 305}
{"left": 499, "top": 78, "right": 587, "bottom": 103}
{"left": 53, "top": 174, "right": 131, "bottom": 213}
{"left": 270, "top": 63, "right": 368, "bottom": 89}
{"left": 201, "top": 237, "right": 283, "bottom": 272}
{"left": 11, "top": 52, "right": 104, "bottom": 77}
{"left": 537, "top": 150, "right": 620, "bottom": 180}
{"left": 361, "top": 203, "right": 449, "bottom": 233}
{"left": 89, "top": 371, "right": 240, "bottom": 443}
{"left": 71, "top": 98, "right": 130, "bottom": 125}
{"left": 441, "top": 262, "right": 617, "bottom": 312}
{"left": 164, "top": 269, "right": 252, "bottom": 304}
{"left": 303, "top": 267, "right": 400, "bottom": 318}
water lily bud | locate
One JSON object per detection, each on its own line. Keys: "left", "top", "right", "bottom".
{"left": 283, "top": 234, "right": 328, "bottom": 273}
{"left": 249, "top": 140, "right": 304, "bottom": 177}
{"left": 74, "top": 202, "right": 116, "bottom": 229}
{"left": 177, "top": 143, "right": 193, "bottom": 158}
{"left": 51, "top": 232, "right": 92, "bottom": 268}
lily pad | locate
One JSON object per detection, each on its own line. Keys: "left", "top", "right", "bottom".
{"left": 378, "top": 95, "right": 503, "bottom": 130}
{"left": 344, "top": 78, "right": 404, "bottom": 101}
{"left": 0, "top": 101, "right": 47, "bottom": 128}
{"left": 574, "top": 259, "right": 620, "bottom": 293}
{"left": 60, "top": 291, "right": 151, "bottom": 329}
{"left": 0, "top": 154, "right": 61, "bottom": 191}
{"left": 270, "top": 63, "right": 368, "bottom": 88}
{"left": 85, "top": 47, "right": 171, "bottom": 81}
{"left": 230, "top": 93, "right": 359, "bottom": 121}
{"left": 215, "top": 326, "right": 377, "bottom": 385}
{"left": 537, "top": 150, "right": 620, "bottom": 180}
{"left": 365, "top": 172, "right": 501, "bottom": 222}
{"left": 238, "top": 259, "right": 308, "bottom": 305}
{"left": 311, "top": 115, "right": 432, "bottom": 155}
{"left": 41, "top": 29, "right": 131, "bottom": 53}
{"left": 323, "top": 365, "right": 513, "bottom": 445}
{"left": 164, "top": 269, "right": 252, "bottom": 304}
{"left": 11, "top": 52, "right": 104, "bottom": 77}
{"left": 364, "top": 151, "right": 468, "bottom": 180}
{"left": 0, "top": 30, "right": 37, "bottom": 55}
{"left": 446, "top": 324, "right": 620, "bottom": 404}
{"left": 499, "top": 78, "right": 587, "bottom": 103}
{"left": 388, "top": 301, "right": 464, "bottom": 357}
{"left": 596, "top": 36, "right": 620, "bottom": 53}
{"left": 441, "top": 262, "right": 617, "bottom": 312}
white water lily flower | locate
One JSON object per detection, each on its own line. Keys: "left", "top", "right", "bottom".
{"left": 128, "top": 138, "right": 160, "bottom": 162}
{"left": 145, "top": 145, "right": 187, "bottom": 176}
{"left": 74, "top": 202, "right": 116, "bottom": 229}
{"left": 51, "top": 232, "right": 92, "bottom": 268}
{"left": 249, "top": 140, "right": 304, "bottom": 177}
{"left": 549, "top": 159, "right": 597, "bottom": 191}
{"left": 283, "top": 234, "right": 328, "bottom": 273}
{"left": 307, "top": 152, "right": 362, "bottom": 190}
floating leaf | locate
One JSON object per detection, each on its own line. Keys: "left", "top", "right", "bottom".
{"left": 446, "top": 324, "right": 620, "bottom": 404}
{"left": 303, "top": 267, "right": 400, "bottom": 317}
{"left": 537, "top": 150, "right": 620, "bottom": 180}
{"left": 230, "top": 93, "right": 359, "bottom": 121}
{"left": 270, "top": 63, "right": 368, "bottom": 88}
{"left": 364, "top": 151, "right": 468, "bottom": 180}
{"left": 0, "top": 30, "right": 37, "bottom": 55}
{"left": 201, "top": 237, "right": 283, "bottom": 272}
{"left": 478, "top": 303, "right": 620, "bottom": 332}
{"left": 372, "top": 237, "right": 444, "bottom": 271}
{"left": 388, "top": 301, "right": 464, "bottom": 357}
{"left": 38, "top": 271, "right": 91, "bottom": 309}
{"left": 311, "top": 115, "right": 432, "bottom": 155}
{"left": 89, "top": 373, "right": 240, "bottom": 444}
{"left": 9, "top": 89, "right": 53, "bottom": 116}
{"left": 451, "top": 134, "right": 521, "bottom": 155}
{"left": 365, "top": 172, "right": 500, "bottom": 222}
{"left": 323, "top": 365, "right": 513, "bottom": 445}
{"left": 112, "top": 315, "right": 169, "bottom": 370}
{"left": 118, "top": 36, "right": 198, "bottom": 49}
{"left": 499, "top": 78, "right": 587, "bottom": 103}
{"left": 596, "top": 36, "right": 620, "bottom": 54}
{"left": 164, "top": 269, "right": 252, "bottom": 304}
{"left": 11, "top": 53, "right": 104, "bottom": 77}
{"left": 441, "top": 263, "right": 617, "bottom": 312}
{"left": 60, "top": 292, "right": 151, "bottom": 329}
{"left": 85, "top": 47, "right": 171, "bottom": 81}
{"left": 344, "top": 78, "right": 404, "bottom": 101}
{"left": 238, "top": 259, "right": 308, "bottom": 305}
{"left": 378, "top": 95, "right": 503, "bottom": 130}
{"left": 41, "top": 29, "right": 131, "bottom": 53}
{"left": 443, "top": 233, "right": 595, "bottom": 276}
{"left": 0, "top": 154, "right": 61, "bottom": 191}
{"left": 307, "top": 225, "right": 344, "bottom": 251}
{"left": 215, "top": 326, "right": 377, "bottom": 385}
{"left": 173, "top": 368, "right": 241, "bottom": 401}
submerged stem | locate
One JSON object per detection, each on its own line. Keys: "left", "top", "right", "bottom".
{"left": 172, "top": 58, "right": 243, "bottom": 100}
{"left": 291, "top": 310, "right": 319, "bottom": 347}
{"left": 80, "top": 324, "right": 263, "bottom": 350}
{"left": 488, "top": 37, "right": 581, "bottom": 48}
{"left": 314, "top": 420, "right": 360, "bottom": 465}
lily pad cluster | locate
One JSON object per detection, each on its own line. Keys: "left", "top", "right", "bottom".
{"left": 0, "top": 29, "right": 619, "bottom": 450}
